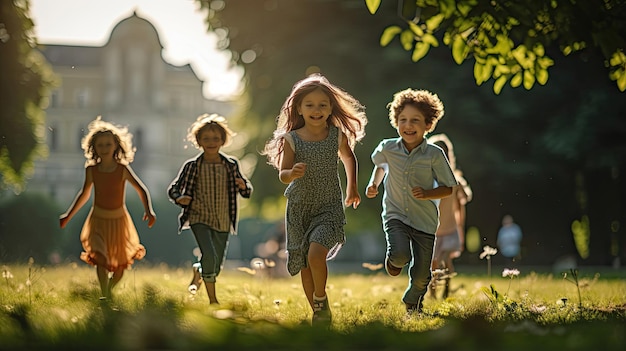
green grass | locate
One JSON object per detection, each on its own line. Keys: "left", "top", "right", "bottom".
{"left": 1, "top": 262, "right": 625, "bottom": 350}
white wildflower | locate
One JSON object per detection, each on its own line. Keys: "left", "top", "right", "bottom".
{"left": 479, "top": 245, "right": 498, "bottom": 259}
{"left": 502, "top": 268, "right": 520, "bottom": 278}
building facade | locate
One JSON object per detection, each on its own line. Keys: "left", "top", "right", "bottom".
{"left": 30, "top": 12, "right": 235, "bottom": 205}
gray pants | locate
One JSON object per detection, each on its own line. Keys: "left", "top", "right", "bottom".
{"left": 384, "top": 219, "right": 435, "bottom": 305}
{"left": 191, "top": 223, "right": 229, "bottom": 283}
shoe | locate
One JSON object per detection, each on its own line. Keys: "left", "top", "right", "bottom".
{"left": 312, "top": 297, "right": 332, "bottom": 326}
{"left": 188, "top": 263, "right": 203, "bottom": 294}
{"left": 405, "top": 296, "right": 424, "bottom": 315}
{"left": 385, "top": 257, "right": 402, "bottom": 277}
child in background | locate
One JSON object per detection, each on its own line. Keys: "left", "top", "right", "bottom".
{"left": 428, "top": 134, "right": 472, "bottom": 299}
{"left": 497, "top": 214, "right": 523, "bottom": 262}
{"left": 263, "top": 74, "right": 367, "bottom": 325}
{"left": 168, "top": 114, "right": 252, "bottom": 304}
{"left": 365, "top": 88, "right": 457, "bottom": 314}
{"left": 60, "top": 117, "right": 156, "bottom": 300}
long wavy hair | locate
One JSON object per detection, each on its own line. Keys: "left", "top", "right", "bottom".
{"left": 81, "top": 116, "right": 134, "bottom": 166}
{"left": 262, "top": 74, "right": 367, "bottom": 169}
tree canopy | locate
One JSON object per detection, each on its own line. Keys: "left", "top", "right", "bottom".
{"left": 198, "top": 0, "right": 625, "bottom": 265}
{"left": 0, "top": 0, "right": 57, "bottom": 193}
{"left": 366, "top": 0, "right": 626, "bottom": 93}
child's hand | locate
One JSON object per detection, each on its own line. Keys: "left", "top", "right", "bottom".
{"left": 365, "top": 184, "right": 378, "bottom": 198}
{"left": 176, "top": 195, "right": 192, "bottom": 206}
{"left": 290, "top": 162, "right": 307, "bottom": 179}
{"left": 143, "top": 211, "right": 156, "bottom": 228}
{"left": 235, "top": 177, "right": 246, "bottom": 190}
{"left": 411, "top": 186, "right": 426, "bottom": 199}
{"left": 345, "top": 189, "right": 361, "bottom": 209}
{"left": 59, "top": 214, "right": 70, "bottom": 228}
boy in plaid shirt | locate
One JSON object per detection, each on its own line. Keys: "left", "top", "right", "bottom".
{"left": 168, "top": 114, "right": 252, "bottom": 304}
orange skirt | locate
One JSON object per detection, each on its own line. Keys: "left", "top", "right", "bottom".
{"left": 79, "top": 206, "right": 146, "bottom": 271}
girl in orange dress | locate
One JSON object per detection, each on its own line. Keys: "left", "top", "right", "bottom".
{"left": 60, "top": 117, "right": 156, "bottom": 299}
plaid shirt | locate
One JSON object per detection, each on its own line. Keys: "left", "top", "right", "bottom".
{"left": 168, "top": 153, "right": 252, "bottom": 234}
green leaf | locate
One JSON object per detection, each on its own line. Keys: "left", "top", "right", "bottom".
{"left": 452, "top": 35, "right": 467, "bottom": 64}
{"left": 474, "top": 62, "right": 484, "bottom": 84}
{"left": 617, "top": 70, "right": 626, "bottom": 91}
{"left": 533, "top": 43, "right": 545, "bottom": 57}
{"left": 440, "top": 0, "right": 456, "bottom": 17}
{"left": 609, "top": 50, "right": 626, "bottom": 66}
{"left": 412, "top": 42, "right": 430, "bottom": 62}
{"left": 400, "top": 29, "right": 415, "bottom": 51}
{"left": 425, "top": 14, "right": 445, "bottom": 31}
{"left": 380, "top": 26, "right": 402, "bottom": 47}
{"left": 523, "top": 70, "right": 535, "bottom": 89}
{"left": 408, "top": 22, "right": 424, "bottom": 37}
{"left": 536, "top": 68, "right": 549, "bottom": 85}
{"left": 422, "top": 33, "right": 439, "bottom": 47}
{"left": 493, "top": 75, "right": 507, "bottom": 94}
{"left": 365, "top": 0, "right": 381, "bottom": 14}
{"left": 510, "top": 72, "right": 522, "bottom": 87}
{"left": 474, "top": 61, "right": 492, "bottom": 85}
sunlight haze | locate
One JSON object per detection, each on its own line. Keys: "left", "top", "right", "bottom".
{"left": 30, "top": 0, "right": 243, "bottom": 100}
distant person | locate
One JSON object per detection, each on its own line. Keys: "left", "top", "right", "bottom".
{"left": 262, "top": 74, "right": 367, "bottom": 325}
{"left": 497, "top": 215, "right": 523, "bottom": 262}
{"left": 60, "top": 117, "right": 156, "bottom": 300}
{"left": 365, "top": 88, "right": 457, "bottom": 315}
{"left": 168, "top": 114, "right": 253, "bottom": 304}
{"left": 428, "top": 134, "right": 472, "bottom": 299}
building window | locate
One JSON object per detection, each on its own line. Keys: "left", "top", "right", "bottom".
{"left": 50, "top": 91, "right": 60, "bottom": 108}
{"left": 134, "top": 128, "right": 143, "bottom": 149}
{"left": 49, "top": 124, "right": 58, "bottom": 151}
{"left": 76, "top": 88, "right": 90, "bottom": 108}
{"left": 78, "top": 127, "right": 86, "bottom": 150}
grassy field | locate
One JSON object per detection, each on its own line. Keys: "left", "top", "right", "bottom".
{"left": 1, "top": 261, "right": 625, "bottom": 350}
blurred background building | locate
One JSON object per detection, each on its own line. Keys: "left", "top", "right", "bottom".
{"left": 30, "top": 12, "right": 234, "bottom": 205}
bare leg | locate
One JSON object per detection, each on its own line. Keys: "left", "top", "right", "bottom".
{"left": 204, "top": 281, "right": 219, "bottom": 304}
{"left": 308, "top": 242, "right": 329, "bottom": 299}
{"left": 108, "top": 268, "right": 125, "bottom": 298}
{"left": 96, "top": 266, "right": 109, "bottom": 298}
{"left": 300, "top": 267, "right": 314, "bottom": 308}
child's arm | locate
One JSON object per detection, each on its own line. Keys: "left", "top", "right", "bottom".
{"left": 365, "top": 166, "right": 385, "bottom": 198}
{"left": 60, "top": 167, "right": 94, "bottom": 228}
{"left": 168, "top": 162, "right": 192, "bottom": 206}
{"left": 411, "top": 185, "right": 453, "bottom": 200}
{"left": 339, "top": 132, "right": 360, "bottom": 209}
{"left": 279, "top": 139, "right": 306, "bottom": 184}
{"left": 124, "top": 165, "right": 156, "bottom": 228}
{"left": 234, "top": 160, "right": 253, "bottom": 198}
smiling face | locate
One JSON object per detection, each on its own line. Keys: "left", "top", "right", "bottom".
{"left": 197, "top": 128, "right": 224, "bottom": 157}
{"left": 94, "top": 133, "right": 117, "bottom": 161}
{"left": 297, "top": 88, "right": 332, "bottom": 127}
{"left": 396, "top": 104, "right": 432, "bottom": 151}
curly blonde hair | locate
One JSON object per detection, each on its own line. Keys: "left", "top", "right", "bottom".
{"left": 387, "top": 88, "right": 444, "bottom": 133}
{"left": 186, "top": 113, "right": 236, "bottom": 149}
{"left": 263, "top": 74, "right": 368, "bottom": 169}
{"left": 81, "top": 116, "right": 134, "bottom": 166}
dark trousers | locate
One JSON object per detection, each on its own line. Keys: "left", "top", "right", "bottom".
{"left": 191, "top": 223, "right": 229, "bottom": 283}
{"left": 384, "top": 219, "right": 435, "bottom": 305}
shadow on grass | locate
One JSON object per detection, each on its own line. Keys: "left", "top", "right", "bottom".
{"left": 1, "top": 285, "right": 624, "bottom": 351}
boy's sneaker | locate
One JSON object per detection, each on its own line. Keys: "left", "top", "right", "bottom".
{"left": 405, "top": 297, "right": 424, "bottom": 316}
{"left": 312, "top": 297, "right": 332, "bottom": 326}
{"left": 188, "top": 263, "right": 203, "bottom": 294}
{"left": 385, "top": 257, "right": 402, "bottom": 276}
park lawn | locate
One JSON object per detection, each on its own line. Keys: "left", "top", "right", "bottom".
{"left": 0, "top": 262, "right": 625, "bottom": 350}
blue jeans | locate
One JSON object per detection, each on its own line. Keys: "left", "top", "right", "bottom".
{"left": 191, "top": 223, "right": 229, "bottom": 283}
{"left": 384, "top": 219, "right": 435, "bottom": 305}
